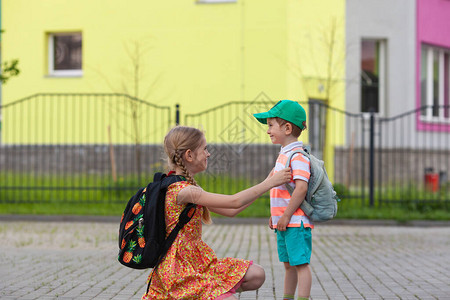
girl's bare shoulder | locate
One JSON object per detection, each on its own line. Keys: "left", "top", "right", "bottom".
{"left": 177, "top": 185, "right": 204, "bottom": 204}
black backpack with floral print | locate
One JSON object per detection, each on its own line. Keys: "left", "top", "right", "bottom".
{"left": 118, "top": 172, "right": 196, "bottom": 270}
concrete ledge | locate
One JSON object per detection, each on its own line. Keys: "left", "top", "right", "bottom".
{"left": 0, "top": 214, "right": 449, "bottom": 227}
{"left": 0, "top": 214, "right": 120, "bottom": 223}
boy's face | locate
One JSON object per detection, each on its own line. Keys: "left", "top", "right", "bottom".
{"left": 266, "top": 118, "right": 286, "bottom": 145}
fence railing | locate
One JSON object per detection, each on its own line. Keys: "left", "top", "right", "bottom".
{"left": 0, "top": 93, "right": 172, "bottom": 203}
{"left": 0, "top": 93, "right": 449, "bottom": 207}
{"left": 374, "top": 105, "right": 450, "bottom": 206}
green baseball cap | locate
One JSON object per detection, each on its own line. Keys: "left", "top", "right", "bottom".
{"left": 253, "top": 100, "right": 307, "bottom": 129}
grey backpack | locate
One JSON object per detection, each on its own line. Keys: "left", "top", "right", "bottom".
{"left": 285, "top": 148, "right": 338, "bottom": 222}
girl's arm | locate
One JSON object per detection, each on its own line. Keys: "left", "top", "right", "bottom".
{"left": 208, "top": 167, "right": 275, "bottom": 217}
{"left": 177, "top": 167, "right": 291, "bottom": 209}
{"left": 208, "top": 201, "right": 253, "bottom": 217}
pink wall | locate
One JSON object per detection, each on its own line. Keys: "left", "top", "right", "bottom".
{"left": 416, "top": 0, "right": 450, "bottom": 132}
{"left": 418, "top": 0, "right": 450, "bottom": 47}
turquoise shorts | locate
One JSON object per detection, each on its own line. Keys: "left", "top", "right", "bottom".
{"left": 276, "top": 224, "right": 312, "bottom": 266}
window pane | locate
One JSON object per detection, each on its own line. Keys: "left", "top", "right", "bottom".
{"left": 308, "top": 99, "right": 326, "bottom": 160}
{"left": 433, "top": 49, "right": 440, "bottom": 117}
{"left": 53, "top": 34, "right": 82, "bottom": 70}
{"left": 361, "top": 40, "right": 379, "bottom": 113}
{"left": 421, "top": 47, "right": 428, "bottom": 116}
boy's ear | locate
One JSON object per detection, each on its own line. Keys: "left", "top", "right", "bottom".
{"left": 284, "top": 123, "right": 293, "bottom": 135}
{"left": 184, "top": 149, "right": 193, "bottom": 162}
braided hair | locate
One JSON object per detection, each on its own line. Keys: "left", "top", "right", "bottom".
{"left": 164, "top": 126, "right": 212, "bottom": 224}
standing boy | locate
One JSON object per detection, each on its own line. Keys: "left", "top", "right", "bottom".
{"left": 253, "top": 100, "right": 312, "bottom": 300}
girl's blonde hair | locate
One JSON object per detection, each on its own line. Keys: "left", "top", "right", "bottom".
{"left": 164, "top": 126, "right": 212, "bottom": 224}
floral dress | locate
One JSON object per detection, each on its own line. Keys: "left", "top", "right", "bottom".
{"left": 142, "top": 181, "right": 251, "bottom": 300}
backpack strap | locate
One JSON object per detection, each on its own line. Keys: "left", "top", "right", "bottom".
{"left": 153, "top": 172, "right": 166, "bottom": 183}
{"left": 146, "top": 176, "right": 196, "bottom": 293}
{"left": 284, "top": 149, "right": 308, "bottom": 194}
{"left": 157, "top": 202, "right": 196, "bottom": 261}
{"left": 283, "top": 148, "right": 315, "bottom": 216}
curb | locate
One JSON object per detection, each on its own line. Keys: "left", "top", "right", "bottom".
{"left": 0, "top": 214, "right": 120, "bottom": 223}
{"left": 0, "top": 214, "right": 449, "bottom": 227}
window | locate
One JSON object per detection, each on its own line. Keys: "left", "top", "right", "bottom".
{"left": 360, "top": 39, "right": 386, "bottom": 114}
{"left": 308, "top": 99, "right": 327, "bottom": 160}
{"left": 48, "top": 33, "right": 82, "bottom": 76}
{"left": 421, "top": 45, "right": 450, "bottom": 121}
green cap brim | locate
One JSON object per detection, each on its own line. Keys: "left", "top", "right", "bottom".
{"left": 253, "top": 100, "right": 307, "bottom": 129}
{"left": 253, "top": 112, "right": 273, "bottom": 124}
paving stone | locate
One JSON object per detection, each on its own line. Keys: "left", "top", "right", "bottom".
{"left": 1, "top": 221, "right": 450, "bottom": 299}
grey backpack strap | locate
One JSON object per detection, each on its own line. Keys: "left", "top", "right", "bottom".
{"left": 284, "top": 149, "right": 314, "bottom": 216}
{"left": 284, "top": 150, "right": 303, "bottom": 195}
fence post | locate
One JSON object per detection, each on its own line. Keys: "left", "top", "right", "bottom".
{"left": 175, "top": 104, "right": 180, "bottom": 125}
{"left": 369, "top": 111, "right": 375, "bottom": 207}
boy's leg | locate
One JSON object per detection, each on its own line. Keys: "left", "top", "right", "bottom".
{"left": 295, "top": 263, "right": 311, "bottom": 299}
{"left": 283, "top": 262, "right": 297, "bottom": 298}
{"left": 277, "top": 230, "right": 297, "bottom": 297}
{"left": 283, "top": 224, "right": 312, "bottom": 299}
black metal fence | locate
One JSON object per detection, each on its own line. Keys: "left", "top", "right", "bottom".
{"left": 0, "top": 93, "right": 172, "bottom": 203}
{"left": 185, "top": 99, "right": 450, "bottom": 206}
{"left": 373, "top": 106, "right": 450, "bottom": 206}
{"left": 0, "top": 93, "right": 449, "bottom": 206}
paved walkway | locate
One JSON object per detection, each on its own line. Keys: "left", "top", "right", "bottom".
{"left": 0, "top": 218, "right": 449, "bottom": 299}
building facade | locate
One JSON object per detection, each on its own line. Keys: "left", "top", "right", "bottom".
{"left": 1, "top": 0, "right": 346, "bottom": 150}
{"left": 1, "top": 0, "right": 449, "bottom": 166}
{"left": 346, "top": 0, "right": 450, "bottom": 149}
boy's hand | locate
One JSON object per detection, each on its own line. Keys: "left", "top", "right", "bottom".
{"left": 276, "top": 215, "right": 290, "bottom": 231}
{"left": 269, "top": 217, "right": 274, "bottom": 230}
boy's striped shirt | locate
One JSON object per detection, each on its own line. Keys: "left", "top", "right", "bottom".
{"left": 270, "top": 141, "right": 313, "bottom": 229}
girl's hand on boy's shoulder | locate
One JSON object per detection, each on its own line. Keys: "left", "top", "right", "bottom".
{"left": 267, "top": 167, "right": 291, "bottom": 187}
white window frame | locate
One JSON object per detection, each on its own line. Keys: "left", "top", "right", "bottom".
{"left": 378, "top": 41, "right": 386, "bottom": 116}
{"left": 360, "top": 39, "right": 386, "bottom": 116}
{"left": 420, "top": 45, "right": 450, "bottom": 123}
{"left": 48, "top": 33, "right": 83, "bottom": 77}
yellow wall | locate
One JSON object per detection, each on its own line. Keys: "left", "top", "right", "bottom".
{"left": 286, "top": 0, "right": 346, "bottom": 177}
{"left": 1, "top": 0, "right": 345, "bottom": 158}
{"left": 2, "top": 1, "right": 286, "bottom": 109}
